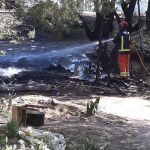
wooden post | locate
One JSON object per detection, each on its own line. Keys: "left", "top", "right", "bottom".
{"left": 12, "top": 105, "right": 27, "bottom": 125}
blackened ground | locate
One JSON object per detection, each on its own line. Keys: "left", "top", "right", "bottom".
{"left": 0, "top": 62, "right": 150, "bottom": 99}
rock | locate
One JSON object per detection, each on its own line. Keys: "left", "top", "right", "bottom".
{"left": 38, "top": 98, "right": 58, "bottom": 107}
{"left": 45, "top": 64, "right": 70, "bottom": 73}
{"left": 16, "top": 57, "right": 29, "bottom": 68}
{"left": 19, "top": 127, "right": 66, "bottom": 150}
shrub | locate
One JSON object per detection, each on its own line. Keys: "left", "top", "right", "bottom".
{"left": 0, "top": 134, "right": 6, "bottom": 147}
{"left": 69, "top": 138, "right": 109, "bottom": 150}
{"left": 69, "top": 138, "right": 99, "bottom": 150}
{"left": 6, "top": 121, "right": 19, "bottom": 138}
{"left": 16, "top": 0, "right": 84, "bottom": 39}
{"left": 86, "top": 98, "right": 100, "bottom": 116}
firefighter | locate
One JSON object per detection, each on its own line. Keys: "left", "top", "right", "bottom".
{"left": 111, "top": 20, "right": 130, "bottom": 78}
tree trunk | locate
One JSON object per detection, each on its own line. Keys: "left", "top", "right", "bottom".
{"left": 146, "top": 0, "right": 150, "bottom": 31}
{"left": 79, "top": 12, "right": 104, "bottom": 41}
{"left": 96, "top": 14, "right": 104, "bottom": 79}
{"left": 114, "top": 0, "right": 142, "bottom": 33}
{"left": 79, "top": 12, "right": 114, "bottom": 41}
{"left": 121, "top": 0, "right": 140, "bottom": 32}
{"left": 80, "top": 0, "right": 141, "bottom": 40}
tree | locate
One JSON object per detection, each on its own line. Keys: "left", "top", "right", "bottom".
{"left": 79, "top": 0, "right": 145, "bottom": 78}
{"left": 79, "top": 0, "right": 115, "bottom": 41}
{"left": 80, "top": 0, "right": 144, "bottom": 42}
{"left": 93, "top": 0, "right": 116, "bottom": 78}
{"left": 121, "top": 0, "right": 136, "bottom": 31}
{"left": 78, "top": 0, "right": 116, "bottom": 77}
{"left": 120, "top": 0, "right": 143, "bottom": 33}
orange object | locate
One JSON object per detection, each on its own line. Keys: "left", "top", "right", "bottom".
{"left": 118, "top": 53, "right": 130, "bottom": 77}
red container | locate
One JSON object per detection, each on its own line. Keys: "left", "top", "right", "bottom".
{"left": 118, "top": 53, "right": 130, "bottom": 78}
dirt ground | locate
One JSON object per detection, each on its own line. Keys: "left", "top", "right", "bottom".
{"left": 2, "top": 93, "right": 150, "bottom": 150}
{"left": 1, "top": 70, "right": 150, "bottom": 150}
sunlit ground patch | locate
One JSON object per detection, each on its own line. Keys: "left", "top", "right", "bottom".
{"left": 98, "top": 97, "right": 150, "bottom": 121}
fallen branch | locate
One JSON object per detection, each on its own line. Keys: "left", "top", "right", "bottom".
{"left": 0, "top": 0, "right": 18, "bottom": 10}
{"left": 25, "top": 104, "right": 48, "bottom": 109}
{"left": 112, "top": 83, "right": 127, "bottom": 96}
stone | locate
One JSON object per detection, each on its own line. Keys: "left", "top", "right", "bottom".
{"left": 16, "top": 57, "right": 29, "bottom": 68}
{"left": 19, "top": 127, "right": 66, "bottom": 150}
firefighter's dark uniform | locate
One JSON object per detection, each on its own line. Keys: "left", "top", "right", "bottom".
{"left": 112, "top": 30, "right": 130, "bottom": 77}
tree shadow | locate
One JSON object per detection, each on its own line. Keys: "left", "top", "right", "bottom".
{"left": 43, "top": 112, "right": 150, "bottom": 150}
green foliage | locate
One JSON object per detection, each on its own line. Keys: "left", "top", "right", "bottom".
{"left": 69, "top": 138, "right": 109, "bottom": 150}
{"left": 0, "top": 136, "right": 18, "bottom": 150}
{"left": 0, "top": 0, "right": 117, "bottom": 40}
{"left": 27, "top": 1, "right": 55, "bottom": 31}
{"left": 69, "top": 138, "right": 99, "bottom": 150}
{"left": 43, "top": 134, "right": 53, "bottom": 149}
{"left": 0, "top": 110, "right": 10, "bottom": 119}
{"left": 14, "top": 0, "right": 116, "bottom": 39}
{"left": 33, "top": 134, "right": 53, "bottom": 150}
{"left": 6, "top": 121, "right": 19, "bottom": 138}
{"left": 16, "top": 0, "right": 83, "bottom": 39}
{"left": 0, "top": 134, "right": 6, "bottom": 147}
{"left": 86, "top": 98, "right": 100, "bottom": 116}
{"left": 0, "top": 125, "right": 18, "bottom": 149}
{"left": 93, "top": 0, "right": 116, "bottom": 14}
{"left": 102, "top": 0, "right": 116, "bottom": 15}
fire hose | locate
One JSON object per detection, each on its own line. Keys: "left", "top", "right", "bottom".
{"left": 130, "top": 41, "right": 150, "bottom": 76}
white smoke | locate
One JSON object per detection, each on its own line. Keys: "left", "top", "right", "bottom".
{"left": 0, "top": 67, "right": 26, "bottom": 77}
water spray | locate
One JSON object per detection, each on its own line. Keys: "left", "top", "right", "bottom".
{"left": 45, "top": 41, "right": 100, "bottom": 57}
{"left": 101, "top": 38, "right": 114, "bottom": 44}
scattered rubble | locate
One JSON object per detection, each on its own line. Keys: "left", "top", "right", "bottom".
{"left": 19, "top": 127, "right": 66, "bottom": 150}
